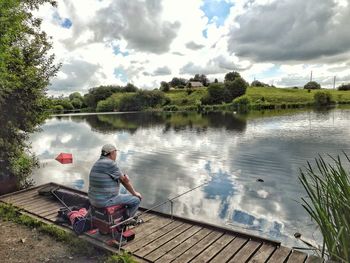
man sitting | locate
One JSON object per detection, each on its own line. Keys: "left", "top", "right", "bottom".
{"left": 88, "top": 144, "right": 142, "bottom": 221}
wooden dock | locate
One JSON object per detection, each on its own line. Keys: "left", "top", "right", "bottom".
{"left": 0, "top": 183, "right": 323, "bottom": 263}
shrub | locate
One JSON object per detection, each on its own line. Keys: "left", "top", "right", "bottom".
{"left": 314, "top": 91, "right": 333, "bottom": 106}
{"left": 96, "top": 97, "right": 118, "bottom": 112}
{"left": 52, "top": 105, "right": 64, "bottom": 113}
{"left": 338, "top": 83, "right": 350, "bottom": 91}
{"left": 232, "top": 95, "right": 251, "bottom": 108}
{"left": 224, "top": 71, "right": 241, "bottom": 82}
{"left": 201, "top": 83, "right": 227, "bottom": 105}
{"left": 304, "top": 81, "right": 321, "bottom": 90}
{"left": 251, "top": 80, "right": 268, "bottom": 87}
{"left": 225, "top": 77, "right": 248, "bottom": 100}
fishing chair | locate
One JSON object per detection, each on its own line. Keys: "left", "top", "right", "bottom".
{"left": 89, "top": 204, "right": 135, "bottom": 242}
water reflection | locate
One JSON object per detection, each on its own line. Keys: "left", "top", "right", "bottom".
{"left": 29, "top": 109, "right": 350, "bottom": 248}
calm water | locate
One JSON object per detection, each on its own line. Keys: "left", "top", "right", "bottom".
{"left": 29, "top": 109, "right": 350, "bottom": 248}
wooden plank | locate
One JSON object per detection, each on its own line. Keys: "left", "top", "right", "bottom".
{"left": 305, "top": 255, "right": 324, "bottom": 263}
{"left": 172, "top": 231, "right": 223, "bottom": 263}
{"left": 136, "top": 223, "right": 192, "bottom": 257}
{"left": 2, "top": 189, "right": 39, "bottom": 203}
{"left": 18, "top": 199, "right": 56, "bottom": 211}
{"left": 228, "top": 240, "right": 261, "bottom": 263}
{"left": 248, "top": 243, "right": 276, "bottom": 263}
{"left": 26, "top": 202, "right": 61, "bottom": 214}
{"left": 125, "top": 220, "right": 183, "bottom": 252}
{"left": 11, "top": 195, "right": 43, "bottom": 206}
{"left": 268, "top": 246, "right": 292, "bottom": 263}
{"left": 191, "top": 233, "right": 235, "bottom": 263}
{"left": 210, "top": 236, "right": 248, "bottom": 263}
{"left": 131, "top": 216, "right": 173, "bottom": 237}
{"left": 286, "top": 250, "right": 307, "bottom": 262}
{"left": 155, "top": 228, "right": 211, "bottom": 263}
{"left": 146, "top": 225, "right": 202, "bottom": 262}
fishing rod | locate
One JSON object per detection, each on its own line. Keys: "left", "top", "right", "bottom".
{"left": 110, "top": 180, "right": 208, "bottom": 229}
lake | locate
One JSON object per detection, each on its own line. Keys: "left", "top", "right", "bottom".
{"left": 29, "top": 108, "right": 350, "bottom": 248}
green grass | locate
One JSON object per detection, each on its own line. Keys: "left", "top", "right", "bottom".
{"left": 164, "top": 88, "right": 207, "bottom": 106}
{"left": 0, "top": 203, "right": 136, "bottom": 262}
{"left": 299, "top": 153, "right": 350, "bottom": 262}
{"left": 164, "top": 87, "right": 350, "bottom": 111}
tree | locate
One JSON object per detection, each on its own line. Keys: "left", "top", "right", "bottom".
{"left": 190, "top": 74, "right": 209, "bottom": 86}
{"left": 160, "top": 81, "right": 170, "bottom": 92}
{"left": 225, "top": 77, "right": 248, "bottom": 100}
{"left": 170, "top": 77, "right": 187, "bottom": 88}
{"left": 84, "top": 85, "right": 121, "bottom": 109}
{"left": 304, "top": 81, "right": 321, "bottom": 90}
{"left": 123, "top": 83, "right": 138, "bottom": 92}
{"left": 251, "top": 80, "right": 269, "bottom": 87}
{"left": 69, "top": 92, "right": 83, "bottom": 101}
{"left": 224, "top": 71, "right": 241, "bottom": 82}
{"left": 0, "top": 0, "right": 59, "bottom": 190}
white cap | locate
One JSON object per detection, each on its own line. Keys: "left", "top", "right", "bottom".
{"left": 101, "top": 144, "right": 117, "bottom": 156}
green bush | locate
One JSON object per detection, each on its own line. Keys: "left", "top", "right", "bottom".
{"left": 201, "top": 83, "right": 228, "bottom": 105}
{"left": 314, "top": 91, "right": 333, "bottom": 106}
{"left": 338, "top": 83, "right": 350, "bottom": 91}
{"left": 96, "top": 97, "right": 119, "bottom": 112}
{"left": 232, "top": 95, "right": 251, "bottom": 111}
{"left": 52, "top": 105, "right": 64, "bottom": 113}
{"left": 304, "top": 81, "right": 321, "bottom": 90}
{"left": 225, "top": 77, "right": 248, "bottom": 100}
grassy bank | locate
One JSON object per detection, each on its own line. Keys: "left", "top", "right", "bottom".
{"left": 0, "top": 203, "right": 137, "bottom": 263}
{"left": 163, "top": 86, "right": 350, "bottom": 111}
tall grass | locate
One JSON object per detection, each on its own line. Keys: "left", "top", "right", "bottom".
{"left": 299, "top": 153, "right": 350, "bottom": 262}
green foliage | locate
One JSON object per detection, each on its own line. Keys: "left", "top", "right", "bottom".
{"left": 71, "top": 97, "right": 83, "bottom": 109}
{"left": 10, "top": 152, "right": 36, "bottom": 189}
{"left": 251, "top": 80, "right": 269, "bottom": 87}
{"left": 338, "top": 83, "right": 350, "bottom": 91}
{"left": 160, "top": 81, "right": 170, "bottom": 92}
{"left": 225, "top": 77, "right": 248, "bottom": 99}
{"left": 170, "top": 77, "right": 187, "bottom": 87}
{"left": 68, "top": 92, "right": 83, "bottom": 101}
{"left": 97, "top": 90, "right": 166, "bottom": 112}
{"left": 96, "top": 96, "right": 119, "bottom": 112}
{"left": 299, "top": 153, "right": 350, "bottom": 262}
{"left": 83, "top": 85, "right": 122, "bottom": 109}
{"left": 201, "top": 83, "right": 228, "bottom": 105}
{"left": 0, "top": 203, "right": 98, "bottom": 256}
{"left": 232, "top": 95, "right": 251, "bottom": 110}
{"left": 0, "top": 0, "right": 59, "bottom": 183}
{"left": 52, "top": 104, "right": 64, "bottom": 113}
{"left": 106, "top": 252, "right": 137, "bottom": 263}
{"left": 190, "top": 74, "right": 209, "bottom": 86}
{"left": 314, "top": 91, "right": 333, "bottom": 106}
{"left": 304, "top": 81, "right": 321, "bottom": 90}
{"left": 224, "top": 71, "right": 241, "bottom": 82}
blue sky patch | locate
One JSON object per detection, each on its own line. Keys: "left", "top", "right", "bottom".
{"left": 113, "top": 46, "right": 130, "bottom": 57}
{"left": 114, "top": 68, "right": 128, "bottom": 82}
{"left": 53, "top": 12, "right": 72, "bottom": 29}
{"left": 255, "top": 65, "right": 281, "bottom": 80}
{"left": 202, "top": 28, "right": 208, "bottom": 38}
{"left": 201, "top": 0, "right": 233, "bottom": 27}
{"left": 61, "top": 18, "right": 72, "bottom": 29}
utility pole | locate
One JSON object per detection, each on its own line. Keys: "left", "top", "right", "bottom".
{"left": 310, "top": 71, "right": 313, "bottom": 82}
{"left": 333, "top": 76, "right": 336, "bottom": 89}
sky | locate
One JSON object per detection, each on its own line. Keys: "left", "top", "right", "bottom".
{"left": 36, "top": 0, "right": 350, "bottom": 96}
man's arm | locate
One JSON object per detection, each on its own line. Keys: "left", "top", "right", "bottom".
{"left": 119, "top": 174, "right": 142, "bottom": 200}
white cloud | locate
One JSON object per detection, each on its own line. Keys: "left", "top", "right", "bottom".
{"left": 35, "top": 0, "right": 350, "bottom": 95}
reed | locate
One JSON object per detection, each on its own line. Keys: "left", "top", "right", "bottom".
{"left": 299, "top": 153, "right": 350, "bottom": 262}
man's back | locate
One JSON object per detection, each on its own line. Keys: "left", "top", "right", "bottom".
{"left": 88, "top": 156, "right": 122, "bottom": 207}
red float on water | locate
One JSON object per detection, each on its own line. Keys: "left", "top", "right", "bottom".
{"left": 55, "top": 153, "right": 73, "bottom": 164}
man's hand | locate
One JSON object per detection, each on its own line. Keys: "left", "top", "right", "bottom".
{"left": 134, "top": 191, "right": 142, "bottom": 200}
